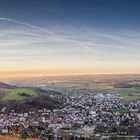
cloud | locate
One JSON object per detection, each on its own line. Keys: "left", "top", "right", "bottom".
{"left": 0, "top": 17, "right": 55, "bottom": 36}
{"left": 0, "top": 19, "right": 140, "bottom": 60}
{"left": 80, "top": 43, "right": 90, "bottom": 49}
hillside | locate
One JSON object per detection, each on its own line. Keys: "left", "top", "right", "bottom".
{"left": 0, "top": 82, "right": 16, "bottom": 89}
{"left": 0, "top": 82, "right": 63, "bottom": 113}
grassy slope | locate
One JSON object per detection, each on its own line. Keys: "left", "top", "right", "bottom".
{"left": 2, "top": 87, "right": 38, "bottom": 101}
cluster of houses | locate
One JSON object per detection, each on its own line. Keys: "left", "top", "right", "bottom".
{"left": 0, "top": 88, "right": 140, "bottom": 139}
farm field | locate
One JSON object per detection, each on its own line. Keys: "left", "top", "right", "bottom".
{"left": 111, "top": 108, "right": 130, "bottom": 113}
{"left": 48, "top": 82, "right": 84, "bottom": 88}
{"left": 106, "top": 87, "right": 140, "bottom": 100}
{"left": 0, "top": 87, "right": 38, "bottom": 101}
{"left": 0, "top": 135, "right": 38, "bottom": 140}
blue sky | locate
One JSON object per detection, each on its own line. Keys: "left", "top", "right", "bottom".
{"left": 0, "top": 0, "right": 140, "bottom": 77}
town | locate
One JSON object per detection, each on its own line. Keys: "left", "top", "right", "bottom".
{"left": 0, "top": 87, "right": 140, "bottom": 140}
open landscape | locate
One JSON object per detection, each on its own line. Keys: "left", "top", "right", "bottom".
{"left": 11, "top": 74, "right": 140, "bottom": 100}
{"left": 0, "top": 0, "right": 140, "bottom": 139}
{"left": 0, "top": 75, "right": 140, "bottom": 139}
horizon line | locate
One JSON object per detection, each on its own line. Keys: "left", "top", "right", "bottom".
{"left": 0, "top": 73, "right": 140, "bottom": 80}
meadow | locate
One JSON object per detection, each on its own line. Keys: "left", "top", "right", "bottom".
{"left": 107, "top": 87, "right": 140, "bottom": 100}
{"left": 1, "top": 87, "right": 38, "bottom": 101}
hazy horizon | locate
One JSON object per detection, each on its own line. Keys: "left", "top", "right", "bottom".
{"left": 1, "top": 73, "right": 140, "bottom": 81}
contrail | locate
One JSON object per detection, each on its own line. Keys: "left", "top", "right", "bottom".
{"left": 80, "top": 43, "right": 90, "bottom": 50}
{"left": 0, "top": 17, "right": 55, "bottom": 36}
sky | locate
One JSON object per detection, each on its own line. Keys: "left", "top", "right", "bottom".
{"left": 0, "top": 0, "right": 140, "bottom": 78}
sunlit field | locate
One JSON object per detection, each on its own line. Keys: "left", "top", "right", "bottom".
{"left": 0, "top": 87, "right": 38, "bottom": 101}
{"left": 0, "top": 135, "right": 38, "bottom": 140}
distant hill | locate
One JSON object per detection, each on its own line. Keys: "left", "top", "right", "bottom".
{"left": 113, "top": 83, "right": 140, "bottom": 88}
{"left": 0, "top": 81, "right": 16, "bottom": 88}
{"left": 113, "top": 83, "right": 132, "bottom": 88}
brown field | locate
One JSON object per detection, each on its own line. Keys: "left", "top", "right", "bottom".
{"left": 0, "top": 135, "right": 39, "bottom": 140}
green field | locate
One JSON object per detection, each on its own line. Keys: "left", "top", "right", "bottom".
{"left": 107, "top": 87, "right": 140, "bottom": 100}
{"left": 2, "top": 87, "right": 38, "bottom": 101}
{"left": 111, "top": 108, "right": 130, "bottom": 113}
{"left": 48, "top": 82, "right": 84, "bottom": 88}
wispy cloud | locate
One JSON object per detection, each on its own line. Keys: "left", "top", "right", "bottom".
{"left": 0, "top": 18, "right": 140, "bottom": 65}
{"left": 0, "top": 17, "right": 55, "bottom": 36}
